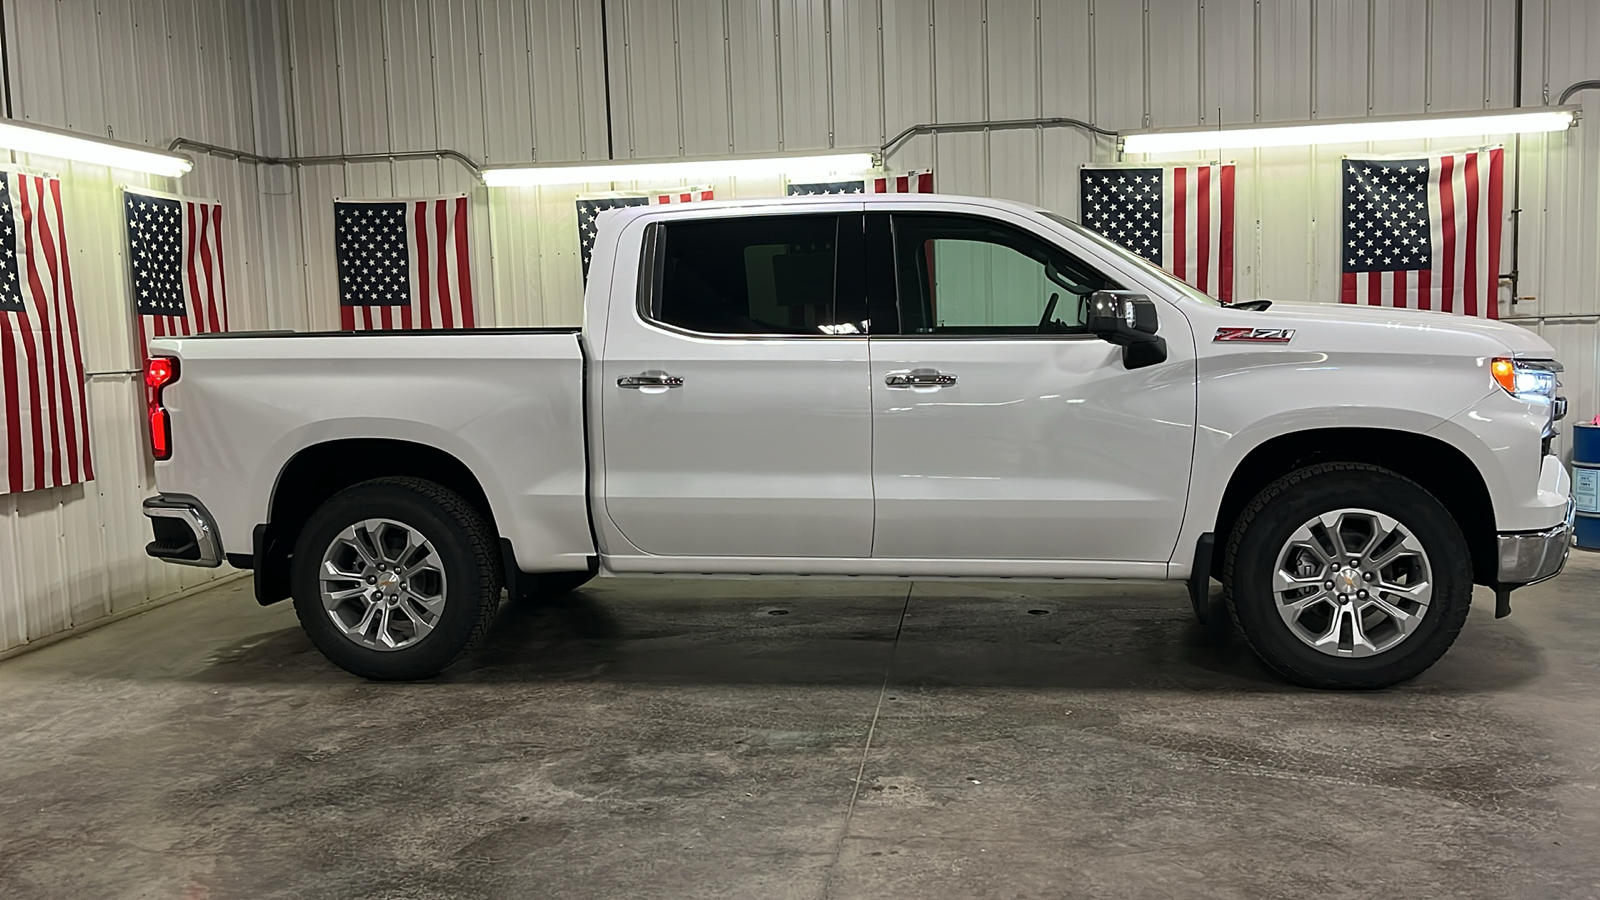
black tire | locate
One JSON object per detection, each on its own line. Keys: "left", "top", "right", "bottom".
{"left": 290, "top": 477, "right": 502, "bottom": 680}
{"left": 1223, "top": 463, "right": 1473, "bottom": 689}
{"left": 509, "top": 570, "right": 596, "bottom": 605}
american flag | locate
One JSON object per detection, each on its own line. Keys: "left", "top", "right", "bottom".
{"left": 336, "top": 196, "right": 475, "bottom": 330}
{"left": 0, "top": 171, "right": 92, "bottom": 495}
{"left": 786, "top": 169, "right": 934, "bottom": 196}
{"left": 577, "top": 186, "right": 713, "bottom": 282}
{"left": 125, "top": 189, "right": 229, "bottom": 359}
{"left": 1339, "top": 149, "right": 1503, "bottom": 317}
{"left": 1080, "top": 164, "right": 1236, "bottom": 303}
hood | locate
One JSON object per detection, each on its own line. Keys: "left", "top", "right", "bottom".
{"left": 1229, "top": 301, "right": 1556, "bottom": 358}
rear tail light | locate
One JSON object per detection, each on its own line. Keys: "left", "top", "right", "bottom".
{"left": 145, "top": 356, "right": 178, "bottom": 460}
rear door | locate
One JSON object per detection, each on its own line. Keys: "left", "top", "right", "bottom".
{"left": 598, "top": 208, "right": 875, "bottom": 559}
{"left": 865, "top": 209, "right": 1197, "bottom": 563}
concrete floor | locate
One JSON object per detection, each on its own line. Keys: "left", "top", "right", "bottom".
{"left": 3, "top": 558, "right": 1600, "bottom": 900}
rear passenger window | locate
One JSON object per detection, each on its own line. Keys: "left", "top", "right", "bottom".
{"left": 651, "top": 215, "right": 861, "bottom": 335}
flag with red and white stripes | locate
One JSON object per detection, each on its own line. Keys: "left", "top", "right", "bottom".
{"left": 577, "top": 186, "right": 714, "bottom": 282}
{"left": 0, "top": 171, "right": 92, "bottom": 494}
{"left": 786, "top": 169, "right": 935, "bottom": 196}
{"left": 1080, "top": 164, "right": 1236, "bottom": 303}
{"left": 336, "top": 195, "right": 475, "bottom": 331}
{"left": 125, "top": 188, "right": 229, "bottom": 358}
{"left": 1339, "top": 149, "right": 1503, "bottom": 318}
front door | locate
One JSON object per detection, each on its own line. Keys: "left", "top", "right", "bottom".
{"left": 600, "top": 209, "right": 874, "bottom": 558}
{"left": 867, "top": 211, "right": 1197, "bottom": 563}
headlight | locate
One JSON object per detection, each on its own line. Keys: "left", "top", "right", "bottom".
{"left": 1490, "top": 357, "right": 1561, "bottom": 402}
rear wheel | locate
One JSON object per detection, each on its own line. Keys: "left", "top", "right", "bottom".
{"left": 291, "top": 477, "right": 502, "bottom": 680}
{"left": 1224, "top": 463, "right": 1473, "bottom": 689}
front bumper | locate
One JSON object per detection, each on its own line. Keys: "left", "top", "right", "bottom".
{"left": 1497, "top": 499, "right": 1574, "bottom": 586}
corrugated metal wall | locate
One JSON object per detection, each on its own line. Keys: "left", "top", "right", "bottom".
{"left": 4, "top": 0, "right": 1600, "bottom": 653}
{"left": 0, "top": 0, "right": 272, "bottom": 654}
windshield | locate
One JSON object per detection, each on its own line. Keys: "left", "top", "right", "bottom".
{"left": 1040, "top": 211, "right": 1223, "bottom": 307}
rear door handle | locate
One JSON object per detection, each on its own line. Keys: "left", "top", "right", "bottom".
{"left": 885, "top": 368, "right": 957, "bottom": 388}
{"left": 618, "top": 371, "right": 684, "bottom": 389}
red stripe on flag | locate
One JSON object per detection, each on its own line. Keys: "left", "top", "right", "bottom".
{"left": 455, "top": 197, "right": 474, "bottom": 328}
{"left": 1196, "top": 167, "right": 1212, "bottom": 295}
{"left": 1340, "top": 272, "right": 1358, "bottom": 305}
{"left": 214, "top": 204, "right": 230, "bottom": 331}
{"left": 1486, "top": 148, "right": 1504, "bottom": 320}
{"left": 1417, "top": 268, "right": 1432, "bottom": 313}
{"left": 0, "top": 308, "right": 22, "bottom": 492}
{"left": 435, "top": 200, "right": 454, "bottom": 329}
{"left": 414, "top": 201, "right": 433, "bottom": 329}
{"left": 340, "top": 305, "right": 355, "bottom": 331}
{"left": 17, "top": 176, "right": 51, "bottom": 489}
{"left": 1219, "top": 165, "right": 1235, "bottom": 303}
{"left": 1438, "top": 154, "right": 1456, "bottom": 314}
{"left": 185, "top": 202, "right": 206, "bottom": 333}
{"left": 49, "top": 175, "right": 88, "bottom": 484}
{"left": 1463, "top": 152, "right": 1481, "bottom": 318}
{"left": 198, "top": 203, "right": 221, "bottom": 332}
{"left": 1368, "top": 271, "right": 1382, "bottom": 306}
{"left": 1393, "top": 270, "right": 1407, "bottom": 308}
{"left": 1172, "top": 167, "right": 1187, "bottom": 282}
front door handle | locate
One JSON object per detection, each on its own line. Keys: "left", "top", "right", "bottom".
{"left": 885, "top": 368, "right": 957, "bottom": 389}
{"left": 618, "top": 371, "right": 684, "bottom": 390}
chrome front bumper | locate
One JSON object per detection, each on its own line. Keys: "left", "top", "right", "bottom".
{"left": 1497, "top": 500, "right": 1575, "bottom": 586}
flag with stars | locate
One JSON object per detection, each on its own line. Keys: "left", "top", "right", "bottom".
{"left": 125, "top": 188, "right": 229, "bottom": 360}
{"left": 785, "top": 169, "right": 934, "bottom": 196}
{"left": 1339, "top": 149, "right": 1503, "bottom": 317}
{"left": 0, "top": 171, "right": 92, "bottom": 494}
{"left": 1080, "top": 164, "right": 1235, "bottom": 303}
{"left": 336, "top": 195, "right": 475, "bottom": 330}
{"left": 577, "top": 187, "right": 713, "bottom": 283}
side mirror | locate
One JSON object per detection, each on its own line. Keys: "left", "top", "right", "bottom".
{"left": 1086, "top": 290, "right": 1167, "bottom": 369}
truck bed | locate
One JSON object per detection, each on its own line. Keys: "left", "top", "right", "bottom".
{"left": 147, "top": 328, "right": 594, "bottom": 574}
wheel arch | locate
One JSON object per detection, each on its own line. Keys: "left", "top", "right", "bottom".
{"left": 253, "top": 438, "right": 499, "bottom": 605}
{"left": 1210, "top": 428, "right": 1497, "bottom": 586}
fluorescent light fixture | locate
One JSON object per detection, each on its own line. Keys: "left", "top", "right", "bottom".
{"left": 0, "top": 119, "right": 193, "bottom": 177}
{"left": 481, "top": 151, "right": 878, "bottom": 187}
{"left": 1121, "top": 108, "right": 1577, "bottom": 154}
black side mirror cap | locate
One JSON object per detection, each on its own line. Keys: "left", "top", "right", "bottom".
{"left": 1086, "top": 290, "right": 1167, "bottom": 369}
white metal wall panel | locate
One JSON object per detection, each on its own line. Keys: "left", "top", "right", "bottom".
{"left": 725, "top": 0, "right": 782, "bottom": 152}
{"left": 1093, "top": 0, "right": 1145, "bottom": 128}
{"left": 1256, "top": 0, "right": 1311, "bottom": 123}
{"left": 1199, "top": 0, "right": 1255, "bottom": 125}
{"left": 776, "top": 0, "right": 833, "bottom": 150}
{"left": 1311, "top": 0, "right": 1368, "bottom": 119}
{"left": 1147, "top": 0, "right": 1200, "bottom": 127}
{"left": 830, "top": 0, "right": 884, "bottom": 149}
{"left": 676, "top": 1, "right": 732, "bottom": 156}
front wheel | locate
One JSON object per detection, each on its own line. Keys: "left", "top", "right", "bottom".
{"left": 1224, "top": 463, "right": 1473, "bottom": 689}
{"left": 290, "top": 477, "right": 503, "bottom": 680}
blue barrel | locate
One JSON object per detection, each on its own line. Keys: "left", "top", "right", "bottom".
{"left": 1573, "top": 423, "right": 1600, "bottom": 549}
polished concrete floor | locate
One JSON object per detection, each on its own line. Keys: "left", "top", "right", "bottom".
{"left": 3, "top": 555, "right": 1600, "bottom": 900}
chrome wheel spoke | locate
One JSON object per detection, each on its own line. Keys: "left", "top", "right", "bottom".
{"left": 319, "top": 517, "right": 448, "bottom": 652}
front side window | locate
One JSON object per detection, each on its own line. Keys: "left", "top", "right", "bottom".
{"left": 889, "top": 214, "right": 1119, "bottom": 336}
{"left": 650, "top": 214, "right": 859, "bottom": 335}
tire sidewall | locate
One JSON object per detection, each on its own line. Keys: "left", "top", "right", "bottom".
{"left": 1229, "top": 467, "right": 1472, "bottom": 688}
{"left": 291, "top": 482, "right": 491, "bottom": 680}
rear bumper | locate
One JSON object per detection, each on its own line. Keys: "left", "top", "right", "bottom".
{"left": 142, "top": 494, "right": 223, "bottom": 568}
{"left": 1497, "top": 499, "right": 1574, "bottom": 586}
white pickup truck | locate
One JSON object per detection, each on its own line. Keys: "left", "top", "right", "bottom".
{"left": 141, "top": 193, "right": 1572, "bottom": 689}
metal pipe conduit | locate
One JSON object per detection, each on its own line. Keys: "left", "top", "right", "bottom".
{"left": 879, "top": 116, "right": 1119, "bottom": 159}
{"left": 168, "top": 138, "right": 483, "bottom": 179}
{"left": 1558, "top": 80, "right": 1600, "bottom": 106}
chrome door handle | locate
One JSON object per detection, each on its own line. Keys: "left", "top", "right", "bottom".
{"left": 885, "top": 369, "right": 957, "bottom": 388}
{"left": 618, "top": 371, "right": 684, "bottom": 389}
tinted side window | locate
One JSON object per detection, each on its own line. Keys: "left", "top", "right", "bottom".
{"left": 653, "top": 214, "right": 857, "bottom": 335}
{"left": 889, "top": 214, "right": 1118, "bottom": 336}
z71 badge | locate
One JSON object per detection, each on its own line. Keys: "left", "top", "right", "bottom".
{"left": 1214, "top": 327, "right": 1295, "bottom": 343}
